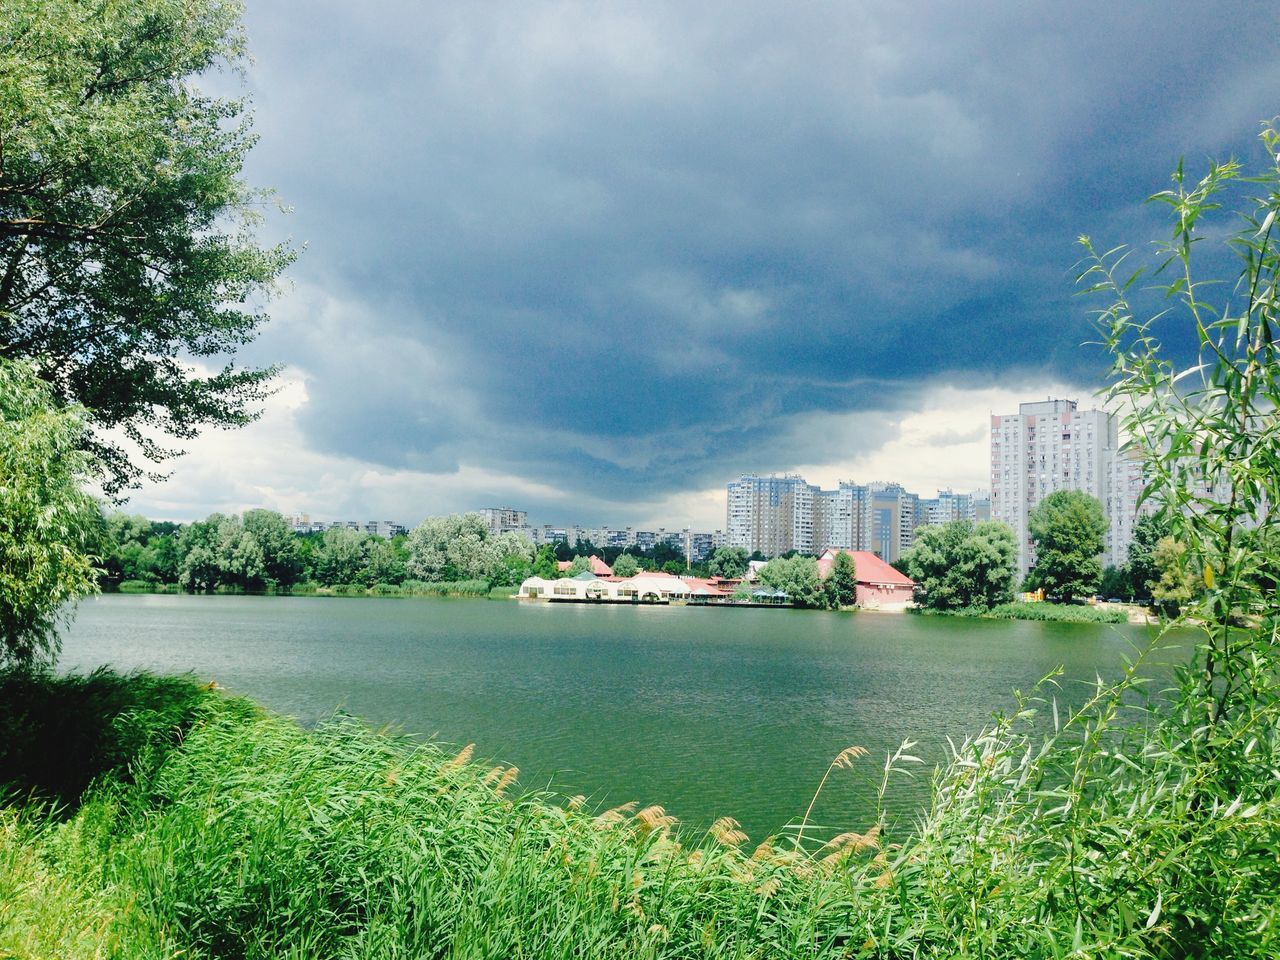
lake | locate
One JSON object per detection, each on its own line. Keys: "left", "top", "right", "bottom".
{"left": 60, "top": 594, "right": 1180, "bottom": 843}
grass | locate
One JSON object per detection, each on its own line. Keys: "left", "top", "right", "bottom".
{"left": 916, "top": 601, "right": 1128, "bottom": 623}
{"left": 2, "top": 634, "right": 1278, "bottom": 958}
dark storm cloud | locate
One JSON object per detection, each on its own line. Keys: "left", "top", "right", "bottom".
{"left": 232, "top": 0, "right": 1280, "bottom": 513}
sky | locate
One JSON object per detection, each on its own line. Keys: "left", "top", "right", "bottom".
{"left": 125, "top": 0, "right": 1280, "bottom": 530}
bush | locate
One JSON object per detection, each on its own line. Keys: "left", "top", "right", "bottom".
{"left": 915, "top": 602, "right": 1127, "bottom": 624}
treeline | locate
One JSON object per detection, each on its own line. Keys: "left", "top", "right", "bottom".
{"left": 97, "top": 511, "right": 759, "bottom": 596}
{"left": 98, "top": 512, "right": 543, "bottom": 594}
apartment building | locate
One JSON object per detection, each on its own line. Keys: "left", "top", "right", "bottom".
{"left": 478, "top": 507, "right": 528, "bottom": 536}
{"left": 990, "top": 398, "right": 1134, "bottom": 572}
{"left": 725, "top": 474, "right": 822, "bottom": 556}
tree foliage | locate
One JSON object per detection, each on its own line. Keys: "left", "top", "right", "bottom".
{"left": 1081, "top": 119, "right": 1280, "bottom": 727}
{"left": 758, "top": 555, "right": 824, "bottom": 608}
{"left": 903, "top": 520, "right": 1018, "bottom": 611}
{"left": 823, "top": 550, "right": 858, "bottom": 609}
{"left": 610, "top": 553, "right": 639, "bottom": 578}
{"left": 0, "top": 360, "right": 99, "bottom": 666}
{"left": 406, "top": 514, "right": 534, "bottom": 584}
{"left": 0, "top": 0, "right": 294, "bottom": 493}
{"left": 707, "top": 546, "right": 748, "bottom": 579}
{"left": 1026, "top": 491, "right": 1106, "bottom": 603}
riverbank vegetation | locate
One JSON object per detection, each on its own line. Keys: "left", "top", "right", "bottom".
{"left": 915, "top": 601, "right": 1128, "bottom": 624}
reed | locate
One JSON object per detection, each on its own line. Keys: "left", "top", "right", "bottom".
{"left": 1, "top": 652, "right": 1277, "bottom": 958}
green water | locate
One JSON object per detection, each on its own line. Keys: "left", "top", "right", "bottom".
{"left": 60, "top": 594, "right": 1180, "bottom": 842}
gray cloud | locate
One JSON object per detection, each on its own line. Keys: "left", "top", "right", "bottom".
{"left": 216, "top": 0, "right": 1278, "bottom": 521}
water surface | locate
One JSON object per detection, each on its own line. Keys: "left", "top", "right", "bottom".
{"left": 61, "top": 594, "right": 1179, "bottom": 841}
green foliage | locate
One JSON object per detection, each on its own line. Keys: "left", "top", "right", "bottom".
{"left": 707, "top": 546, "right": 748, "bottom": 579}
{"left": 902, "top": 520, "right": 1018, "bottom": 611}
{"left": 914, "top": 602, "right": 1127, "bottom": 623}
{"left": 0, "top": 361, "right": 99, "bottom": 668}
{"left": 823, "top": 550, "right": 858, "bottom": 608}
{"left": 1127, "top": 513, "right": 1168, "bottom": 602}
{"left": 566, "top": 555, "right": 593, "bottom": 576}
{"left": 242, "top": 509, "right": 302, "bottom": 588}
{"left": 0, "top": 0, "right": 295, "bottom": 494}
{"left": 405, "top": 513, "right": 533, "bottom": 584}
{"left": 1149, "top": 536, "right": 1198, "bottom": 614}
{"left": 531, "top": 543, "right": 560, "bottom": 580}
{"left": 1026, "top": 490, "right": 1106, "bottom": 602}
{"left": 610, "top": 552, "right": 639, "bottom": 578}
{"left": 758, "top": 555, "right": 824, "bottom": 608}
{"left": 1099, "top": 563, "right": 1132, "bottom": 600}
{"left": 1081, "top": 119, "right": 1280, "bottom": 728}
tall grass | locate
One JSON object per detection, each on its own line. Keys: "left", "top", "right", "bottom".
{"left": 2, "top": 646, "right": 1278, "bottom": 957}
{"left": 916, "top": 601, "right": 1128, "bottom": 623}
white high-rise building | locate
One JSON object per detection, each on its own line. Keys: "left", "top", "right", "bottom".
{"left": 725, "top": 474, "right": 821, "bottom": 556}
{"left": 990, "top": 398, "right": 1137, "bottom": 573}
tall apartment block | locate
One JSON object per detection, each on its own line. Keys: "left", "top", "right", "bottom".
{"left": 990, "top": 399, "right": 1137, "bottom": 573}
{"left": 727, "top": 475, "right": 943, "bottom": 564}
{"left": 725, "top": 474, "right": 821, "bottom": 556}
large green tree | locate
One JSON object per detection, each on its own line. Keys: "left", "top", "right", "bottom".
{"left": 1027, "top": 491, "right": 1107, "bottom": 603}
{"left": 903, "top": 520, "right": 1018, "bottom": 611}
{"left": 823, "top": 550, "right": 858, "bottom": 609}
{"left": 242, "top": 509, "right": 302, "bottom": 588}
{"left": 0, "top": 0, "right": 293, "bottom": 493}
{"left": 0, "top": 360, "right": 99, "bottom": 666}
{"left": 1126, "top": 513, "right": 1168, "bottom": 602}
{"left": 610, "top": 552, "right": 639, "bottom": 578}
{"left": 758, "top": 555, "right": 825, "bottom": 608}
{"left": 405, "top": 514, "right": 534, "bottom": 584}
{"left": 707, "top": 546, "right": 748, "bottom": 579}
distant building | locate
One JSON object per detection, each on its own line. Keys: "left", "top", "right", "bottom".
{"left": 726, "top": 474, "right": 821, "bottom": 556}
{"left": 478, "top": 507, "right": 528, "bottom": 536}
{"left": 990, "top": 398, "right": 1135, "bottom": 572}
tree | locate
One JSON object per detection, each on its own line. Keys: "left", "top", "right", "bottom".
{"left": 1099, "top": 564, "right": 1132, "bottom": 601}
{"left": 406, "top": 514, "right": 488, "bottom": 582}
{"left": 902, "top": 520, "right": 1018, "bottom": 611}
{"left": 1126, "top": 513, "right": 1168, "bottom": 602}
{"left": 243, "top": 509, "right": 302, "bottom": 588}
{"left": 824, "top": 550, "right": 858, "bottom": 609}
{"left": 362, "top": 536, "right": 406, "bottom": 587}
{"left": 1149, "top": 537, "right": 1197, "bottom": 615}
{"left": 310, "top": 528, "right": 369, "bottom": 587}
{"left": 611, "top": 553, "right": 639, "bottom": 578}
{"left": 758, "top": 555, "right": 824, "bottom": 608}
{"left": 531, "top": 544, "right": 559, "bottom": 580}
{"left": 0, "top": 0, "right": 294, "bottom": 493}
{"left": 177, "top": 517, "right": 223, "bottom": 593}
{"left": 566, "top": 556, "right": 592, "bottom": 576}
{"left": 708, "top": 546, "right": 748, "bottom": 579}
{"left": 1026, "top": 491, "right": 1106, "bottom": 603}
{"left": 0, "top": 360, "right": 99, "bottom": 666}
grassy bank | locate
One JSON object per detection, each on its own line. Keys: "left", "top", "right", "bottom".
{"left": 914, "top": 601, "right": 1128, "bottom": 624}
{"left": 2, "top": 649, "right": 1277, "bottom": 959}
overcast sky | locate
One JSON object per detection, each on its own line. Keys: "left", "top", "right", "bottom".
{"left": 126, "top": 0, "right": 1280, "bottom": 530}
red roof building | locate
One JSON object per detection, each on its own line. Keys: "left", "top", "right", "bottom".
{"left": 556, "top": 555, "right": 614, "bottom": 576}
{"left": 816, "top": 548, "right": 915, "bottom": 609}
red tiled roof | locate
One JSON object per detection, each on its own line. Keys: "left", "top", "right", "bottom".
{"left": 817, "top": 549, "right": 914, "bottom": 587}
{"left": 556, "top": 556, "right": 614, "bottom": 576}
